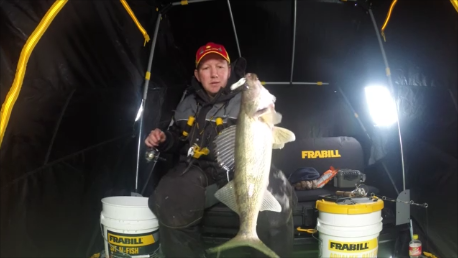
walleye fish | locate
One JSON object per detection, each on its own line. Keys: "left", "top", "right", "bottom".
{"left": 207, "top": 73, "right": 296, "bottom": 258}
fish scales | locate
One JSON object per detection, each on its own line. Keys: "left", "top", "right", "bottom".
{"left": 207, "top": 73, "right": 296, "bottom": 258}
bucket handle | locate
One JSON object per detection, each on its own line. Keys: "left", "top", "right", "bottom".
{"left": 99, "top": 221, "right": 132, "bottom": 258}
{"left": 312, "top": 224, "right": 323, "bottom": 257}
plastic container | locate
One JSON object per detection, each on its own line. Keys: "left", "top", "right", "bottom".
{"left": 100, "top": 196, "right": 160, "bottom": 258}
{"left": 409, "top": 234, "right": 422, "bottom": 258}
{"left": 315, "top": 198, "right": 384, "bottom": 258}
{"left": 316, "top": 166, "right": 338, "bottom": 188}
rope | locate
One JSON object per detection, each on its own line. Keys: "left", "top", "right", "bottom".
{"left": 381, "top": 0, "right": 398, "bottom": 42}
{"left": 119, "top": 0, "right": 150, "bottom": 46}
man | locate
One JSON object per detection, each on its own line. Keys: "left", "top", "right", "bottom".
{"left": 145, "top": 42, "right": 297, "bottom": 258}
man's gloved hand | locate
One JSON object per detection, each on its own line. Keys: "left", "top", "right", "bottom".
{"left": 145, "top": 128, "right": 166, "bottom": 147}
{"left": 226, "top": 57, "right": 247, "bottom": 88}
{"left": 232, "top": 57, "right": 247, "bottom": 79}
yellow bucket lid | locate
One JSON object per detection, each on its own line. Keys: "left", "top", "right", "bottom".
{"left": 316, "top": 198, "right": 384, "bottom": 215}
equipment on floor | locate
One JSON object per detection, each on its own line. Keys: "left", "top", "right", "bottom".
{"left": 315, "top": 195, "right": 384, "bottom": 258}
{"left": 333, "top": 168, "right": 366, "bottom": 188}
{"left": 100, "top": 196, "right": 160, "bottom": 258}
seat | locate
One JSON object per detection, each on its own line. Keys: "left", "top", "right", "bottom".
{"left": 201, "top": 136, "right": 380, "bottom": 236}
{"left": 273, "top": 136, "right": 365, "bottom": 179}
{"left": 273, "top": 136, "right": 368, "bottom": 201}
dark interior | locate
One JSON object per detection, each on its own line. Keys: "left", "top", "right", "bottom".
{"left": 1, "top": 0, "right": 456, "bottom": 258}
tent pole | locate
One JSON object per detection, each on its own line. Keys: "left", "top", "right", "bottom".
{"left": 368, "top": 9, "right": 406, "bottom": 191}
{"left": 337, "top": 86, "right": 372, "bottom": 143}
{"left": 227, "top": 0, "right": 241, "bottom": 57}
{"left": 290, "top": 0, "right": 297, "bottom": 83}
{"left": 291, "top": 82, "right": 327, "bottom": 85}
{"left": 135, "top": 12, "right": 162, "bottom": 193}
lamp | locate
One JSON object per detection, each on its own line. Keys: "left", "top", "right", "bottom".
{"left": 364, "top": 85, "right": 398, "bottom": 127}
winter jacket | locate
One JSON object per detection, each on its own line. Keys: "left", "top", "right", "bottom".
{"left": 157, "top": 57, "right": 247, "bottom": 186}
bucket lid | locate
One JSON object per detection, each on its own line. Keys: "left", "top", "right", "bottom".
{"left": 101, "top": 196, "right": 149, "bottom": 207}
{"left": 316, "top": 198, "right": 383, "bottom": 215}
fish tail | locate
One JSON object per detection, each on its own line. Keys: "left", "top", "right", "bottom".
{"left": 206, "top": 234, "right": 279, "bottom": 258}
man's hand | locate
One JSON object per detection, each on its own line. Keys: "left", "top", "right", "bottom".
{"left": 145, "top": 128, "right": 166, "bottom": 147}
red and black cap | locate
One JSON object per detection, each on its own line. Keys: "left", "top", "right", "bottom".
{"left": 195, "top": 42, "right": 230, "bottom": 67}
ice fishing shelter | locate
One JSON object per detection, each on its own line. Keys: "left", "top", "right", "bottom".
{"left": 1, "top": 0, "right": 457, "bottom": 257}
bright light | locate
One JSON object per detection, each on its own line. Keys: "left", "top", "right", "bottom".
{"left": 364, "top": 85, "right": 398, "bottom": 127}
{"left": 135, "top": 103, "right": 144, "bottom": 122}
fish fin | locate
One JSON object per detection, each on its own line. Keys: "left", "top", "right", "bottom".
{"left": 207, "top": 234, "right": 280, "bottom": 258}
{"left": 272, "top": 112, "right": 282, "bottom": 125}
{"left": 260, "top": 111, "right": 282, "bottom": 125}
{"left": 213, "top": 125, "right": 237, "bottom": 171}
{"left": 260, "top": 189, "right": 282, "bottom": 212}
{"left": 272, "top": 127, "right": 296, "bottom": 149}
{"left": 215, "top": 181, "right": 281, "bottom": 214}
{"left": 214, "top": 180, "right": 239, "bottom": 215}
{"left": 272, "top": 143, "right": 285, "bottom": 149}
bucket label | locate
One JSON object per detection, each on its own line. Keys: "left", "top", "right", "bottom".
{"left": 107, "top": 230, "right": 159, "bottom": 258}
{"left": 327, "top": 238, "right": 378, "bottom": 258}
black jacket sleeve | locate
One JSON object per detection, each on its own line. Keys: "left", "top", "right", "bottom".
{"left": 156, "top": 120, "right": 186, "bottom": 154}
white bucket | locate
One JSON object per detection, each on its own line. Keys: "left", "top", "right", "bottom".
{"left": 315, "top": 198, "right": 384, "bottom": 258}
{"left": 100, "top": 196, "right": 160, "bottom": 258}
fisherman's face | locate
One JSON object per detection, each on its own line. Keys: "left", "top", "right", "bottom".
{"left": 195, "top": 54, "right": 231, "bottom": 95}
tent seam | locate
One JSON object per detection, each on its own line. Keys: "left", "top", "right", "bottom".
{"left": 44, "top": 89, "right": 76, "bottom": 165}
{"left": 0, "top": 133, "right": 131, "bottom": 190}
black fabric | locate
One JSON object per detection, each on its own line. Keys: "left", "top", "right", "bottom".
{"left": 149, "top": 162, "right": 209, "bottom": 257}
{"left": 288, "top": 167, "right": 321, "bottom": 184}
{"left": 1, "top": 0, "right": 457, "bottom": 257}
{"left": 150, "top": 163, "right": 296, "bottom": 258}
{"left": 0, "top": 1, "right": 171, "bottom": 257}
{"left": 295, "top": 187, "right": 337, "bottom": 202}
{"left": 149, "top": 162, "right": 209, "bottom": 229}
{"left": 253, "top": 209, "right": 295, "bottom": 258}
{"left": 159, "top": 224, "right": 207, "bottom": 258}
{"left": 273, "top": 136, "right": 365, "bottom": 177}
{"left": 203, "top": 200, "right": 318, "bottom": 234}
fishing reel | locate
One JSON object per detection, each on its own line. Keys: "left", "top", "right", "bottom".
{"left": 145, "top": 147, "right": 166, "bottom": 163}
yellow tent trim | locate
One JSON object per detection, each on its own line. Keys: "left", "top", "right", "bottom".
{"left": 451, "top": 0, "right": 458, "bottom": 13}
{"left": 381, "top": 0, "right": 398, "bottom": 42}
{"left": 120, "top": 0, "right": 151, "bottom": 46}
{"left": 0, "top": 0, "right": 68, "bottom": 149}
